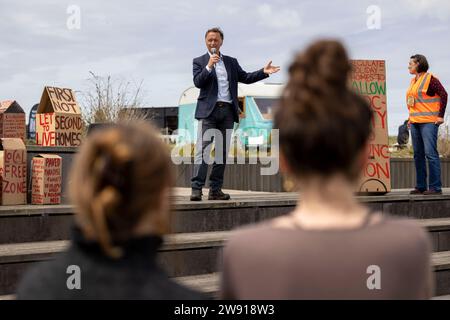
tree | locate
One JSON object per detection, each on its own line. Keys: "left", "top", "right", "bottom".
{"left": 79, "top": 72, "right": 148, "bottom": 129}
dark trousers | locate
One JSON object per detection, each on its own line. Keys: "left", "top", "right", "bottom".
{"left": 191, "top": 102, "right": 235, "bottom": 191}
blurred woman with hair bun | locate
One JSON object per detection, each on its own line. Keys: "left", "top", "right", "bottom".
{"left": 220, "top": 40, "right": 433, "bottom": 300}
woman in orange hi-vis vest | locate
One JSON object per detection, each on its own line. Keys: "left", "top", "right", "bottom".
{"left": 407, "top": 54, "right": 447, "bottom": 195}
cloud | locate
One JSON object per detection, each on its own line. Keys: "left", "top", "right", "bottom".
{"left": 0, "top": 0, "right": 448, "bottom": 134}
{"left": 399, "top": 0, "right": 450, "bottom": 21}
{"left": 257, "top": 3, "right": 301, "bottom": 29}
{"left": 217, "top": 4, "right": 240, "bottom": 15}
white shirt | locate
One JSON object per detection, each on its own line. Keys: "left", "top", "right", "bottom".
{"left": 206, "top": 51, "right": 232, "bottom": 103}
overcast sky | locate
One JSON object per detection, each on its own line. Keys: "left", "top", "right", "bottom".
{"left": 1, "top": 0, "right": 449, "bottom": 134}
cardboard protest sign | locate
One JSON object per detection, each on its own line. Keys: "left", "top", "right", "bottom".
{"left": 0, "top": 138, "right": 27, "bottom": 205}
{"left": 350, "top": 60, "right": 390, "bottom": 193}
{"left": 359, "top": 144, "right": 391, "bottom": 193}
{"left": 0, "top": 100, "right": 26, "bottom": 142}
{"left": 31, "top": 154, "right": 62, "bottom": 205}
{"left": 36, "top": 86, "right": 83, "bottom": 147}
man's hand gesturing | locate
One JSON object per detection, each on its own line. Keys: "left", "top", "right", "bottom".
{"left": 264, "top": 61, "right": 280, "bottom": 75}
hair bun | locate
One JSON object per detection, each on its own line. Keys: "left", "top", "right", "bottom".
{"left": 290, "top": 40, "right": 351, "bottom": 94}
{"left": 276, "top": 39, "right": 373, "bottom": 182}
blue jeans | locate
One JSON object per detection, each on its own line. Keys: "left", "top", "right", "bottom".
{"left": 410, "top": 123, "right": 442, "bottom": 192}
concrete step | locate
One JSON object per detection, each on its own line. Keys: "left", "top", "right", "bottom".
{"left": 0, "top": 231, "right": 229, "bottom": 264}
{"left": 174, "top": 273, "right": 220, "bottom": 297}
{"left": 418, "top": 217, "right": 450, "bottom": 231}
{"left": 0, "top": 273, "right": 221, "bottom": 300}
{"left": 0, "top": 203, "right": 285, "bottom": 243}
{"left": 432, "top": 294, "right": 450, "bottom": 300}
{"left": 0, "top": 231, "right": 228, "bottom": 295}
{"left": 1, "top": 190, "right": 450, "bottom": 242}
{"left": 176, "top": 252, "right": 450, "bottom": 297}
{"left": 0, "top": 218, "right": 450, "bottom": 251}
{"left": 419, "top": 218, "right": 450, "bottom": 252}
{"left": 2, "top": 218, "right": 450, "bottom": 266}
{"left": 1, "top": 232, "right": 450, "bottom": 296}
{"left": 171, "top": 249, "right": 450, "bottom": 297}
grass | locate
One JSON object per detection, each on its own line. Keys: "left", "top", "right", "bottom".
{"left": 388, "top": 136, "right": 414, "bottom": 158}
{"left": 389, "top": 124, "right": 450, "bottom": 158}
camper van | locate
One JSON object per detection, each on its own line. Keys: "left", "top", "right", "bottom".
{"left": 177, "top": 83, "right": 283, "bottom": 150}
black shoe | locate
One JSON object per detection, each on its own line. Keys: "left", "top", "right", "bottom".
{"left": 423, "top": 189, "right": 442, "bottom": 195}
{"left": 208, "top": 189, "right": 231, "bottom": 200}
{"left": 409, "top": 188, "right": 425, "bottom": 195}
{"left": 190, "top": 189, "right": 203, "bottom": 201}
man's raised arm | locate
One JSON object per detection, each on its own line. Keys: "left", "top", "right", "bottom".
{"left": 237, "top": 59, "right": 280, "bottom": 84}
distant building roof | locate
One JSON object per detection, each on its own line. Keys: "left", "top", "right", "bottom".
{"left": 178, "top": 83, "right": 284, "bottom": 105}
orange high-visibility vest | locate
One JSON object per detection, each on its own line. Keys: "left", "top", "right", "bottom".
{"left": 406, "top": 72, "right": 441, "bottom": 123}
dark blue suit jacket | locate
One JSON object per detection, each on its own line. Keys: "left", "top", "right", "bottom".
{"left": 193, "top": 53, "right": 269, "bottom": 123}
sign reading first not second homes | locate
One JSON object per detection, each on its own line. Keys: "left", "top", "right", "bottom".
{"left": 36, "top": 86, "right": 83, "bottom": 147}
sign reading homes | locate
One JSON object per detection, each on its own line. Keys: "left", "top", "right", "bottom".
{"left": 36, "top": 86, "right": 83, "bottom": 147}
{"left": 350, "top": 60, "right": 390, "bottom": 194}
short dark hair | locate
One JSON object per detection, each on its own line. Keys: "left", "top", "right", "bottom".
{"left": 205, "top": 27, "right": 224, "bottom": 40}
{"left": 410, "top": 54, "right": 429, "bottom": 73}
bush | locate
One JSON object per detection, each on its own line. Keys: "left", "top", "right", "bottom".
{"left": 438, "top": 124, "right": 450, "bottom": 158}
{"left": 79, "top": 72, "right": 148, "bottom": 133}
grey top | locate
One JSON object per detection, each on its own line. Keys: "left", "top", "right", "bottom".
{"left": 220, "top": 214, "right": 433, "bottom": 299}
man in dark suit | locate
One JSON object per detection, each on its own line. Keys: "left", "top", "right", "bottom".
{"left": 190, "top": 27, "right": 280, "bottom": 201}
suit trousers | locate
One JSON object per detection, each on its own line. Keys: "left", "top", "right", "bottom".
{"left": 191, "top": 102, "right": 235, "bottom": 191}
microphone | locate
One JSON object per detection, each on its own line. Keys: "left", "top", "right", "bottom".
{"left": 211, "top": 48, "right": 217, "bottom": 68}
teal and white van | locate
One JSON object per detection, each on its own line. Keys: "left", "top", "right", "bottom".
{"left": 176, "top": 83, "right": 283, "bottom": 150}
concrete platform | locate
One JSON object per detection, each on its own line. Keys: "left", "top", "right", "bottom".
{"left": 1, "top": 188, "right": 450, "bottom": 297}
{"left": 1, "top": 188, "right": 450, "bottom": 243}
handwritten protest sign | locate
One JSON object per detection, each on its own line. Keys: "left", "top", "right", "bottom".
{"left": 0, "top": 100, "right": 26, "bottom": 142}
{"left": 31, "top": 154, "right": 62, "bottom": 205}
{"left": 36, "top": 86, "right": 83, "bottom": 147}
{"left": 351, "top": 60, "right": 390, "bottom": 193}
{"left": 0, "top": 138, "right": 27, "bottom": 205}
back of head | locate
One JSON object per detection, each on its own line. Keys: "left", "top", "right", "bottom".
{"left": 275, "top": 39, "right": 373, "bottom": 181}
{"left": 69, "top": 121, "right": 174, "bottom": 258}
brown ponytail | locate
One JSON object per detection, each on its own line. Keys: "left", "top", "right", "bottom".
{"left": 69, "top": 121, "right": 174, "bottom": 258}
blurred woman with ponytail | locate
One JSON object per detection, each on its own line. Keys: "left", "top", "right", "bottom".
{"left": 220, "top": 40, "right": 433, "bottom": 299}
{"left": 18, "top": 122, "right": 204, "bottom": 299}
